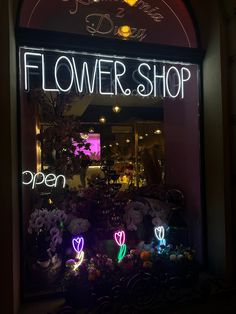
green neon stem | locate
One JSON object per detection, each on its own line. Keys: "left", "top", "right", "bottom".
{"left": 118, "top": 244, "right": 127, "bottom": 263}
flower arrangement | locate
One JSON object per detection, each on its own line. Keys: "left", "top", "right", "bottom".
{"left": 28, "top": 208, "right": 67, "bottom": 257}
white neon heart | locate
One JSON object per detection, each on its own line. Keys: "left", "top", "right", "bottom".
{"left": 154, "top": 226, "right": 165, "bottom": 240}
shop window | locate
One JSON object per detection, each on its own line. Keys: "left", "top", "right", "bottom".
{"left": 18, "top": 0, "right": 203, "bottom": 308}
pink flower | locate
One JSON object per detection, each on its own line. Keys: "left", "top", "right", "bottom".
{"left": 114, "top": 230, "right": 126, "bottom": 246}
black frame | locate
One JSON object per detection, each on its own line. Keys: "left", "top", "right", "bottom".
{"left": 16, "top": 1, "right": 206, "bottom": 303}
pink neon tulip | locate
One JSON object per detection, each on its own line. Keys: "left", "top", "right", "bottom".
{"left": 114, "top": 230, "right": 126, "bottom": 247}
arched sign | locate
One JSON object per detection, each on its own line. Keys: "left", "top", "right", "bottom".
{"left": 19, "top": 0, "right": 197, "bottom": 47}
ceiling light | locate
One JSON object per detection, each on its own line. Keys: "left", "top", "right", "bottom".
{"left": 126, "top": 139, "right": 130, "bottom": 143}
{"left": 154, "top": 129, "right": 162, "bottom": 134}
{"left": 123, "top": 0, "right": 138, "bottom": 6}
{"left": 109, "top": 144, "right": 113, "bottom": 147}
{"left": 145, "top": 133, "right": 148, "bottom": 137}
{"left": 80, "top": 133, "right": 89, "bottom": 140}
{"left": 99, "top": 116, "right": 106, "bottom": 124}
{"left": 116, "top": 142, "right": 119, "bottom": 146}
{"left": 118, "top": 25, "right": 132, "bottom": 39}
{"left": 88, "top": 127, "right": 95, "bottom": 133}
{"left": 139, "top": 136, "right": 143, "bottom": 140}
{"left": 112, "top": 105, "right": 121, "bottom": 113}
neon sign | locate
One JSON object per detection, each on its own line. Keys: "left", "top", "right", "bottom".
{"left": 72, "top": 237, "right": 84, "bottom": 254}
{"left": 114, "top": 230, "right": 126, "bottom": 246}
{"left": 114, "top": 230, "right": 127, "bottom": 263}
{"left": 22, "top": 48, "right": 191, "bottom": 99}
{"left": 22, "top": 171, "right": 66, "bottom": 189}
{"left": 154, "top": 226, "right": 165, "bottom": 240}
{"left": 154, "top": 226, "right": 166, "bottom": 254}
{"left": 72, "top": 236, "right": 85, "bottom": 270}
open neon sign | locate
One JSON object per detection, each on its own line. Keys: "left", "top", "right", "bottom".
{"left": 22, "top": 171, "right": 66, "bottom": 189}
{"left": 22, "top": 48, "right": 191, "bottom": 99}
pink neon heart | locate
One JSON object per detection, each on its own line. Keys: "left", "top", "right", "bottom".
{"left": 72, "top": 237, "right": 84, "bottom": 254}
{"left": 114, "top": 231, "right": 125, "bottom": 247}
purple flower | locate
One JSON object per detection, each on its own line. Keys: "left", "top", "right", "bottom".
{"left": 35, "top": 216, "right": 44, "bottom": 229}
{"left": 50, "top": 227, "right": 60, "bottom": 237}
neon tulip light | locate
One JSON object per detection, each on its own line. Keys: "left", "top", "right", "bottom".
{"left": 114, "top": 230, "right": 127, "bottom": 263}
{"left": 72, "top": 236, "right": 85, "bottom": 270}
{"left": 154, "top": 226, "right": 166, "bottom": 254}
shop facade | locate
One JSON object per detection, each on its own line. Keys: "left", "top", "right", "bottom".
{"left": 1, "top": 0, "right": 235, "bottom": 313}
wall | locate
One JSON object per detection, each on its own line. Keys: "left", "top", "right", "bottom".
{"left": 222, "top": 0, "right": 236, "bottom": 279}
{"left": 191, "top": 0, "right": 233, "bottom": 278}
{"left": 0, "top": 1, "right": 20, "bottom": 313}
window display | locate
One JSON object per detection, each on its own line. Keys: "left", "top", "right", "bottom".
{"left": 19, "top": 46, "right": 202, "bottom": 305}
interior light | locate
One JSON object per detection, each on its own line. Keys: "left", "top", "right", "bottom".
{"left": 116, "top": 142, "right": 119, "bottom": 146}
{"left": 123, "top": 0, "right": 138, "bottom": 6}
{"left": 88, "top": 127, "right": 95, "bottom": 133}
{"left": 154, "top": 129, "right": 162, "bottom": 134}
{"left": 112, "top": 105, "right": 121, "bottom": 113}
{"left": 80, "top": 133, "right": 89, "bottom": 140}
{"left": 145, "top": 133, "right": 149, "bottom": 137}
{"left": 118, "top": 25, "right": 132, "bottom": 39}
{"left": 99, "top": 116, "right": 106, "bottom": 124}
{"left": 109, "top": 144, "right": 113, "bottom": 147}
{"left": 126, "top": 139, "right": 130, "bottom": 143}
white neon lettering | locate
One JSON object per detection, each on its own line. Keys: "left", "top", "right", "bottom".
{"left": 166, "top": 66, "right": 181, "bottom": 98}
{"left": 22, "top": 171, "right": 66, "bottom": 189}
{"left": 45, "top": 173, "right": 57, "bottom": 187}
{"left": 72, "top": 58, "right": 98, "bottom": 93}
{"left": 181, "top": 67, "right": 191, "bottom": 98}
{"left": 41, "top": 54, "right": 59, "bottom": 92}
{"left": 154, "top": 65, "right": 166, "bottom": 97}
{"left": 54, "top": 56, "right": 74, "bottom": 92}
{"left": 114, "top": 61, "right": 131, "bottom": 96}
{"left": 55, "top": 174, "right": 66, "bottom": 188}
{"left": 32, "top": 172, "right": 45, "bottom": 189}
{"left": 24, "top": 52, "right": 41, "bottom": 91}
{"left": 98, "top": 59, "right": 114, "bottom": 95}
{"left": 22, "top": 49, "right": 193, "bottom": 99}
{"left": 137, "top": 63, "right": 153, "bottom": 97}
{"left": 22, "top": 170, "right": 34, "bottom": 185}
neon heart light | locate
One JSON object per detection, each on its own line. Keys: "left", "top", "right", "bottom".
{"left": 154, "top": 226, "right": 166, "bottom": 254}
{"left": 114, "top": 230, "right": 126, "bottom": 263}
{"left": 154, "top": 226, "right": 165, "bottom": 240}
{"left": 72, "top": 237, "right": 84, "bottom": 254}
{"left": 72, "top": 236, "right": 85, "bottom": 270}
{"left": 114, "top": 231, "right": 126, "bottom": 246}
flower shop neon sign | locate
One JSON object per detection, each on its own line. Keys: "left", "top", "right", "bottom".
{"left": 22, "top": 48, "right": 191, "bottom": 99}
{"left": 22, "top": 170, "right": 66, "bottom": 189}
